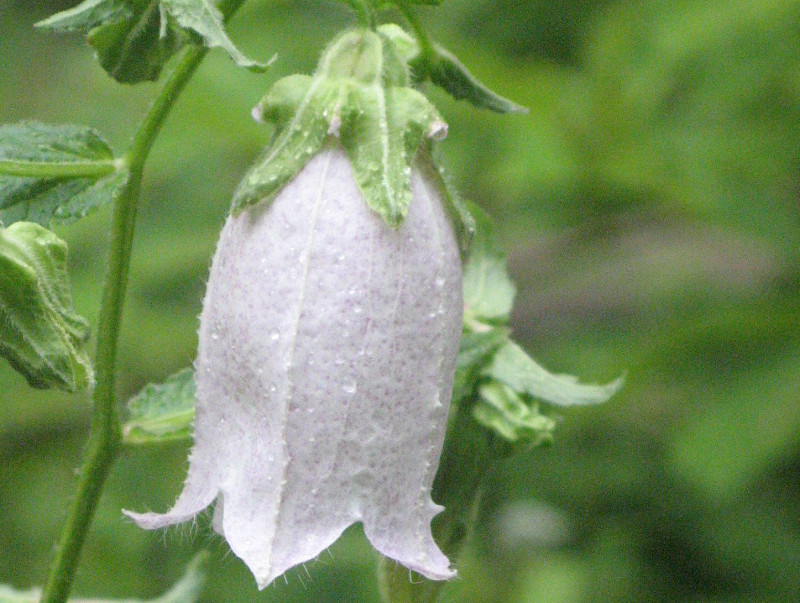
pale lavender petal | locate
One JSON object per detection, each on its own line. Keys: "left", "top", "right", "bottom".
{"left": 125, "top": 146, "right": 462, "bottom": 588}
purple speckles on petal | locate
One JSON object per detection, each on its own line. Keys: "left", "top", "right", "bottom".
{"left": 124, "top": 146, "right": 462, "bottom": 589}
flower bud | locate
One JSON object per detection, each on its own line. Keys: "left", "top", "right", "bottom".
{"left": 125, "top": 145, "right": 463, "bottom": 588}
{"left": 0, "top": 221, "right": 92, "bottom": 391}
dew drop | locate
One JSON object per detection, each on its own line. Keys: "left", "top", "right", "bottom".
{"left": 342, "top": 379, "right": 357, "bottom": 394}
{"left": 270, "top": 329, "right": 280, "bottom": 341}
{"left": 211, "top": 331, "right": 220, "bottom": 340}
{"left": 353, "top": 305, "right": 362, "bottom": 314}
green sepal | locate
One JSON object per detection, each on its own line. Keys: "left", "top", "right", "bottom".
{"left": 462, "top": 200, "right": 515, "bottom": 324}
{"left": 473, "top": 381, "right": 555, "bottom": 446}
{"left": 341, "top": 84, "right": 446, "bottom": 226}
{"left": 0, "top": 222, "right": 93, "bottom": 392}
{"left": 454, "top": 202, "right": 621, "bottom": 449}
{"left": 37, "top": 0, "right": 267, "bottom": 84}
{"left": 375, "top": 24, "right": 527, "bottom": 114}
{"left": 0, "top": 121, "right": 128, "bottom": 226}
{"left": 232, "top": 75, "right": 340, "bottom": 212}
{"left": 422, "top": 44, "right": 528, "bottom": 114}
{"left": 0, "top": 550, "right": 209, "bottom": 602}
{"left": 123, "top": 367, "right": 196, "bottom": 444}
{"left": 452, "top": 326, "right": 507, "bottom": 406}
{"left": 484, "top": 340, "right": 625, "bottom": 407}
{"left": 232, "top": 28, "right": 447, "bottom": 228}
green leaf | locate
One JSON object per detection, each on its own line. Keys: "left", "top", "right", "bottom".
{"left": 0, "top": 122, "right": 127, "bottom": 226}
{"left": 160, "top": 0, "right": 271, "bottom": 72}
{"left": 473, "top": 381, "right": 554, "bottom": 445}
{"left": 462, "top": 201, "right": 516, "bottom": 323}
{"left": 37, "top": 0, "right": 265, "bottom": 83}
{"left": 0, "top": 222, "right": 93, "bottom": 391}
{"left": 485, "top": 340, "right": 624, "bottom": 407}
{"left": 38, "top": 0, "right": 183, "bottom": 83}
{"left": 423, "top": 45, "right": 528, "bottom": 114}
{"left": 123, "top": 367, "right": 196, "bottom": 444}
{"left": 0, "top": 550, "right": 208, "bottom": 602}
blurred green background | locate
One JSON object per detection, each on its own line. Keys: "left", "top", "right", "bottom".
{"left": 2, "top": 0, "right": 799, "bottom": 601}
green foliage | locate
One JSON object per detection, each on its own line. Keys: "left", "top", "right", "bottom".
{"left": 0, "top": 551, "right": 208, "bottom": 602}
{"left": 37, "top": 0, "right": 266, "bottom": 83}
{"left": 0, "top": 222, "right": 92, "bottom": 392}
{"left": 458, "top": 202, "right": 620, "bottom": 450}
{"left": 377, "top": 23, "right": 527, "bottom": 114}
{"left": 3, "top": 0, "right": 800, "bottom": 601}
{"left": 420, "top": 44, "right": 528, "bottom": 114}
{"left": 37, "top": 0, "right": 184, "bottom": 83}
{"left": 0, "top": 122, "right": 127, "bottom": 226}
{"left": 461, "top": 199, "right": 515, "bottom": 322}
{"left": 123, "top": 368, "right": 196, "bottom": 445}
{"left": 158, "top": 0, "right": 271, "bottom": 71}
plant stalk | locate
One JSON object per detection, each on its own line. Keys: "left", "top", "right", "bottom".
{"left": 40, "top": 43, "right": 209, "bottom": 603}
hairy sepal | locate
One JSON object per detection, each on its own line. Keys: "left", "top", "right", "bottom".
{"left": 232, "top": 28, "right": 447, "bottom": 228}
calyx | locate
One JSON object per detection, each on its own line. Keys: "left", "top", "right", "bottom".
{"left": 232, "top": 27, "right": 447, "bottom": 227}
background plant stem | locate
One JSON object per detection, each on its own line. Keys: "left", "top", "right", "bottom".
{"left": 377, "top": 399, "right": 496, "bottom": 602}
{"left": 40, "top": 43, "right": 209, "bottom": 603}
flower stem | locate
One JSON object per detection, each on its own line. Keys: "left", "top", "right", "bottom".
{"left": 40, "top": 42, "right": 209, "bottom": 603}
{"left": 341, "top": 0, "right": 373, "bottom": 28}
{"left": 394, "top": 1, "right": 436, "bottom": 65}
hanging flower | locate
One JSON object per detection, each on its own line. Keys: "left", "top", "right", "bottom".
{"left": 126, "top": 27, "right": 465, "bottom": 589}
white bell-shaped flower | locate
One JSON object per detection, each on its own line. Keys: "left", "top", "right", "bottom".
{"left": 125, "top": 146, "right": 462, "bottom": 588}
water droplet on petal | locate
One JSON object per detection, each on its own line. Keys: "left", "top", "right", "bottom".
{"left": 342, "top": 379, "right": 357, "bottom": 394}
{"left": 270, "top": 329, "right": 280, "bottom": 341}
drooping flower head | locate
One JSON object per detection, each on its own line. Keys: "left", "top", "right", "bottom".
{"left": 125, "top": 27, "right": 464, "bottom": 589}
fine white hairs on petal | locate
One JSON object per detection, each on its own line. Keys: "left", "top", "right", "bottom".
{"left": 124, "top": 145, "right": 462, "bottom": 589}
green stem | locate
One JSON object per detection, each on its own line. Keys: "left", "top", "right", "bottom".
{"left": 0, "top": 158, "right": 118, "bottom": 179}
{"left": 341, "top": 0, "right": 373, "bottom": 27}
{"left": 40, "top": 43, "right": 209, "bottom": 603}
{"left": 395, "top": 1, "right": 435, "bottom": 64}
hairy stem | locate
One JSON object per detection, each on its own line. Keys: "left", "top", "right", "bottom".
{"left": 342, "top": 0, "right": 373, "bottom": 27}
{"left": 395, "top": 1, "right": 435, "bottom": 64}
{"left": 40, "top": 42, "right": 210, "bottom": 603}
